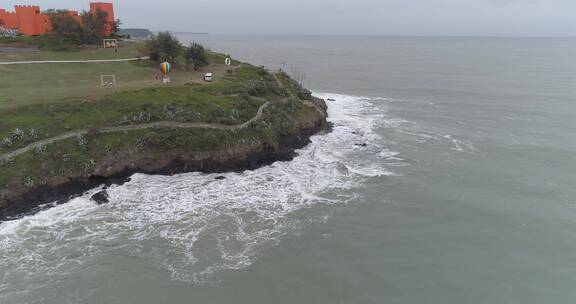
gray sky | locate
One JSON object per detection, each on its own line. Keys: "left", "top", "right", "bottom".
{"left": 3, "top": 0, "right": 575, "bottom": 36}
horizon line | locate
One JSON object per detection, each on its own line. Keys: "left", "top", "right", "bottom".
{"left": 149, "top": 31, "right": 576, "bottom": 39}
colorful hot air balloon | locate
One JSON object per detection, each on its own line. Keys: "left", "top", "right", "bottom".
{"left": 160, "top": 62, "right": 171, "bottom": 76}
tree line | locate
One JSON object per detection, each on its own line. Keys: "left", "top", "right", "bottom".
{"left": 147, "top": 32, "right": 209, "bottom": 71}
{"left": 46, "top": 9, "right": 120, "bottom": 45}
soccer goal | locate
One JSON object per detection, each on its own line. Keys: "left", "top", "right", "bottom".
{"left": 103, "top": 39, "right": 119, "bottom": 49}
{"left": 101, "top": 74, "right": 117, "bottom": 86}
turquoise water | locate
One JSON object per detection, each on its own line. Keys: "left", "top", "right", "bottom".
{"left": 1, "top": 36, "right": 576, "bottom": 303}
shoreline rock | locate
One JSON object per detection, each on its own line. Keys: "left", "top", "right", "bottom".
{"left": 90, "top": 190, "right": 110, "bottom": 205}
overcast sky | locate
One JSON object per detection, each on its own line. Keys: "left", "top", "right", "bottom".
{"left": 3, "top": 0, "right": 575, "bottom": 36}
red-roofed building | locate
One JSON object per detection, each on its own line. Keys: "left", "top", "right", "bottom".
{"left": 0, "top": 2, "right": 115, "bottom": 36}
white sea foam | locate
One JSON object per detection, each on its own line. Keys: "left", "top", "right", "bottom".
{"left": 444, "top": 134, "right": 478, "bottom": 153}
{"left": 0, "top": 93, "right": 404, "bottom": 294}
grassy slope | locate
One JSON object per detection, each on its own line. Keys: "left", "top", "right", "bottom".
{"left": 1, "top": 61, "right": 163, "bottom": 108}
{"left": 276, "top": 72, "right": 303, "bottom": 97}
{"left": 0, "top": 64, "right": 280, "bottom": 154}
{"left": 0, "top": 45, "right": 323, "bottom": 192}
{"left": 0, "top": 98, "right": 319, "bottom": 190}
{"left": 0, "top": 40, "right": 145, "bottom": 62}
{"left": 0, "top": 86, "right": 264, "bottom": 153}
{"left": 0, "top": 46, "right": 240, "bottom": 108}
{"left": 0, "top": 127, "right": 261, "bottom": 189}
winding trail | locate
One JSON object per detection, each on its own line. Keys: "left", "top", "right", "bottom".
{"left": 0, "top": 57, "right": 150, "bottom": 65}
{"left": 1, "top": 72, "right": 326, "bottom": 162}
{"left": 0, "top": 101, "right": 271, "bottom": 162}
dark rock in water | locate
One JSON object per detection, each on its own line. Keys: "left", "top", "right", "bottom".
{"left": 91, "top": 190, "right": 109, "bottom": 205}
{"left": 327, "top": 98, "right": 336, "bottom": 101}
{"left": 354, "top": 143, "right": 368, "bottom": 147}
{"left": 215, "top": 176, "right": 226, "bottom": 180}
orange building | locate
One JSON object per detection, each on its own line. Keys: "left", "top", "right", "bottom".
{"left": 89, "top": 2, "right": 115, "bottom": 36}
{"left": 0, "top": 2, "right": 115, "bottom": 36}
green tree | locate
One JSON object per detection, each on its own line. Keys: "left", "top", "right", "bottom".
{"left": 146, "top": 32, "right": 183, "bottom": 63}
{"left": 44, "top": 9, "right": 111, "bottom": 47}
{"left": 112, "top": 19, "right": 122, "bottom": 36}
{"left": 184, "top": 42, "right": 209, "bottom": 71}
{"left": 81, "top": 9, "right": 108, "bottom": 43}
{"left": 47, "top": 10, "right": 83, "bottom": 42}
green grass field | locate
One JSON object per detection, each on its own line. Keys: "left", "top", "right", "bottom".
{"left": 0, "top": 40, "right": 146, "bottom": 62}
{"left": 0, "top": 44, "right": 241, "bottom": 108}
{"left": 0, "top": 42, "right": 286, "bottom": 155}
{"left": 0, "top": 41, "right": 323, "bottom": 195}
{"left": 1, "top": 61, "right": 160, "bottom": 108}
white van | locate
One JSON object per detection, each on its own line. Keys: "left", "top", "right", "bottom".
{"left": 204, "top": 73, "right": 213, "bottom": 82}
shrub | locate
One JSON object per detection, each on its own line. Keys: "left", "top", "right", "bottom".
{"left": 184, "top": 42, "right": 209, "bottom": 71}
{"left": 34, "top": 144, "right": 47, "bottom": 155}
{"left": 24, "top": 176, "right": 35, "bottom": 187}
{"left": 146, "top": 32, "right": 183, "bottom": 63}
{"left": 11, "top": 128, "right": 25, "bottom": 141}
{"left": 76, "top": 134, "right": 88, "bottom": 149}
{"left": 1, "top": 137, "right": 13, "bottom": 147}
{"left": 27, "top": 128, "right": 40, "bottom": 140}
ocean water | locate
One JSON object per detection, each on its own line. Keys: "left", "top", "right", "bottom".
{"left": 1, "top": 36, "right": 576, "bottom": 303}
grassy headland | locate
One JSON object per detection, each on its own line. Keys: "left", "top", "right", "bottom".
{"left": 0, "top": 41, "right": 239, "bottom": 107}
{"left": 0, "top": 38, "right": 328, "bottom": 217}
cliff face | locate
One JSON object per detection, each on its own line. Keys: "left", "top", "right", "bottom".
{"left": 0, "top": 98, "right": 328, "bottom": 220}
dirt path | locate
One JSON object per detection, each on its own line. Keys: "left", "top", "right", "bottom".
{"left": 270, "top": 72, "right": 326, "bottom": 118}
{"left": 0, "top": 57, "right": 150, "bottom": 65}
{"left": 0, "top": 101, "right": 271, "bottom": 162}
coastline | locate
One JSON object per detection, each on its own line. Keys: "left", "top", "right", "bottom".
{"left": 0, "top": 98, "right": 329, "bottom": 221}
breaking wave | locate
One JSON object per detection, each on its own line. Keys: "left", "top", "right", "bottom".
{"left": 0, "top": 93, "right": 405, "bottom": 299}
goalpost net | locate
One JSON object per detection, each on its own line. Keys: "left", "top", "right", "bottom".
{"left": 101, "top": 74, "right": 117, "bottom": 86}
{"left": 103, "top": 39, "right": 119, "bottom": 49}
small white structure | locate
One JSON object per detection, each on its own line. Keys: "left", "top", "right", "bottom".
{"left": 100, "top": 74, "right": 116, "bottom": 86}
{"left": 204, "top": 73, "right": 213, "bottom": 82}
{"left": 103, "top": 39, "right": 119, "bottom": 49}
{"left": 225, "top": 57, "right": 233, "bottom": 73}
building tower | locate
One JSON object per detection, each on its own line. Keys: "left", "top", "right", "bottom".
{"left": 0, "top": 2, "right": 115, "bottom": 36}
{"left": 14, "top": 5, "right": 41, "bottom": 35}
{"left": 89, "top": 2, "right": 115, "bottom": 36}
{"left": 0, "top": 9, "right": 19, "bottom": 29}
